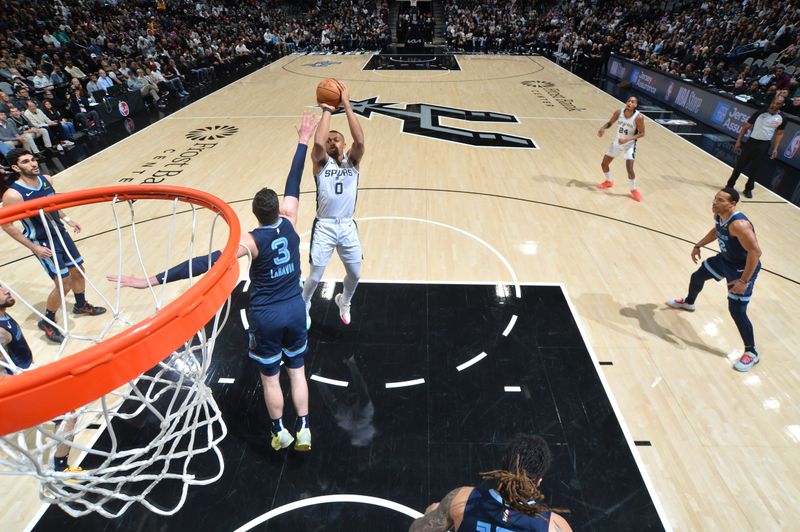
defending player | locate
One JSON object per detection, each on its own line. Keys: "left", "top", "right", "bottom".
{"left": 109, "top": 111, "right": 318, "bottom": 451}
{"left": 1, "top": 149, "right": 106, "bottom": 344}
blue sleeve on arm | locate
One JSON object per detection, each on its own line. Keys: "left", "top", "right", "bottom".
{"left": 155, "top": 250, "right": 222, "bottom": 284}
{"left": 283, "top": 143, "right": 308, "bottom": 200}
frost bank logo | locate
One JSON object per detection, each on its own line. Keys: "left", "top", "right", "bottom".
{"left": 711, "top": 102, "right": 730, "bottom": 125}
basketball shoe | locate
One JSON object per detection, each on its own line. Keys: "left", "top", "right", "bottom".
{"left": 630, "top": 189, "right": 643, "bottom": 202}
{"left": 271, "top": 428, "right": 295, "bottom": 451}
{"left": 597, "top": 180, "right": 614, "bottom": 189}
{"left": 295, "top": 428, "right": 312, "bottom": 451}
{"left": 666, "top": 298, "right": 695, "bottom": 311}
{"left": 733, "top": 351, "right": 760, "bottom": 372}
{"left": 334, "top": 293, "right": 351, "bottom": 325}
{"left": 73, "top": 302, "right": 107, "bottom": 316}
{"left": 38, "top": 320, "right": 64, "bottom": 343}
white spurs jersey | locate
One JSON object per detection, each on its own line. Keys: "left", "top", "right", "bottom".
{"left": 614, "top": 108, "right": 639, "bottom": 144}
{"left": 315, "top": 154, "right": 359, "bottom": 219}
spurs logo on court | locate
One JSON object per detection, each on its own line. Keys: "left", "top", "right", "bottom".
{"left": 185, "top": 125, "right": 239, "bottom": 141}
{"left": 303, "top": 60, "right": 342, "bottom": 68}
{"left": 521, "top": 80, "right": 556, "bottom": 88}
{"left": 334, "top": 98, "right": 537, "bottom": 148}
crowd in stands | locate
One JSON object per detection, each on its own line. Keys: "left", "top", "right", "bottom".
{"left": 1, "top": 0, "right": 390, "bottom": 171}
{"left": 443, "top": 0, "right": 800, "bottom": 112}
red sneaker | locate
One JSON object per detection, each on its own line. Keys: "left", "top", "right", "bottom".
{"left": 630, "top": 189, "right": 643, "bottom": 202}
{"left": 597, "top": 180, "right": 614, "bottom": 189}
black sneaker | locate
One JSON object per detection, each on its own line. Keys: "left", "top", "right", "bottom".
{"left": 72, "top": 303, "right": 107, "bottom": 316}
{"left": 743, "top": 190, "right": 753, "bottom": 198}
{"left": 38, "top": 320, "right": 65, "bottom": 343}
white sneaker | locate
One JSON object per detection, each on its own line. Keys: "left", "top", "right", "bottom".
{"left": 295, "top": 427, "right": 311, "bottom": 451}
{"left": 56, "top": 144, "right": 64, "bottom": 152}
{"left": 270, "top": 428, "right": 294, "bottom": 451}
{"left": 666, "top": 298, "right": 695, "bottom": 311}
{"left": 61, "top": 140, "right": 75, "bottom": 147}
{"left": 334, "top": 293, "right": 351, "bottom": 325}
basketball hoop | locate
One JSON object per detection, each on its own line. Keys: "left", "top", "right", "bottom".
{"left": 0, "top": 185, "right": 241, "bottom": 517}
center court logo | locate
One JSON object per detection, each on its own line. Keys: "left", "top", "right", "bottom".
{"left": 711, "top": 102, "right": 730, "bottom": 125}
{"left": 303, "top": 60, "right": 342, "bottom": 68}
{"left": 186, "top": 125, "right": 239, "bottom": 141}
{"left": 333, "top": 97, "right": 537, "bottom": 148}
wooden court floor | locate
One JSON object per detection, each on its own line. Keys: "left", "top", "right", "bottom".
{"left": 1, "top": 54, "right": 799, "bottom": 530}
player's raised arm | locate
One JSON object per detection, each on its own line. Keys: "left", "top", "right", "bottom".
{"left": 312, "top": 104, "right": 334, "bottom": 170}
{"left": 280, "top": 110, "right": 317, "bottom": 228}
{"left": 337, "top": 81, "right": 365, "bottom": 167}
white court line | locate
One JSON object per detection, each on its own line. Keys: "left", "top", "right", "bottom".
{"left": 385, "top": 378, "right": 425, "bottom": 389}
{"left": 502, "top": 315, "right": 518, "bottom": 336}
{"left": 557, "top": 281, "right": 673, "bottom": 531}
{"left": 218, "top": 378, "right": 235, "bottom": 384}
{"left": 232, "top": 494, "right": 422, "bottom": 531}
{"left": 456, "top": 352, "right": 487, "bottom": 372}
{"left": 239, "top": 308, "right": 249, "bottom": 330}
{"left": 310, "top": 374, "right": 349, "bottom": 387}
{"left": 504, "top": 386, "right": 522, "bottom": 392}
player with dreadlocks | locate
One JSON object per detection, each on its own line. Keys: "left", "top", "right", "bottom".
{"left": 409, "top": 434, "right": 571, "bottom": 531}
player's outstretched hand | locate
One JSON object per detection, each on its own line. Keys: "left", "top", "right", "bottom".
{"left": 106, "top": 274, "right": 151, "bottom": 289}
{"left": 296, "top": 110, "right": 318, "bottom": 144}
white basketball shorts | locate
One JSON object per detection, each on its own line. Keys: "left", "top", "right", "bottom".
{"left": 605, "top": 139, "right": 636, "bottom": 160}
{"left": 309, "top": 218, "right": 362, "bottom": 266}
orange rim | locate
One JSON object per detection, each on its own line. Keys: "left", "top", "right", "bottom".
{"left": 0, "top": 185, "right": 241, "bottom": 436}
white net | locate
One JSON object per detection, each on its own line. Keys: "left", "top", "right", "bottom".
{"left": 0, "top": 190, "right": 237, "bottom": 518}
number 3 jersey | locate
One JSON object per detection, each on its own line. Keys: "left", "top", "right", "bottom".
{"left": 249, "top": 217, "right": 302, "bottom": 307}
{"left": 315, "top": 154, "right": 359, "bottom": 220}
{"left": 614, "top": 108, "right": 639, "bottom": 145}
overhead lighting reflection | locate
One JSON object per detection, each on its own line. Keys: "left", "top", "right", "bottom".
{"left": 787, "top": 425, "right": 800, "bottom": 443}
{"left": 762, "top": 399, "right": 780, "bottom": 410}
{"left": 320, "top": 282, "right": 335, "bottom": 300}
{"left": 520, "top": 241, "right": 538, "bottom": 255}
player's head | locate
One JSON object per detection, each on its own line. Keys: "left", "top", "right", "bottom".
{"left": 252, "top": 187, "right": 279, "bottom": 225}
{"left": 501, "top": 433, "right": 552, "bottom": 482}
{"left": 479, "top": 434, "right": 562, "bottom": 518}
{"left": 7, "top": 149, "right": 38, "bottom": 178}
{"left": 626, "top": 96, "right": 638, "bottom": 110}
{"left": 0, "top": 285, "right": 15, "bottom": 309}
{"left": 326, "top": 130, "right": 346, "bottom": 158}
{"left": 713, "top": 188, "right": 739, "bottom": 215}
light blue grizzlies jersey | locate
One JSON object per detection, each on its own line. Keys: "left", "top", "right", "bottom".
{"left": 248, "top": 217, "right": 302, "bottom": 307}
{"left": 315, "top": 155, "right": 359, "bottom": 219}
{"left": 715, "top": 212, "right": 753, "bottom": 266}
{"left": 8, "top": 175, "right": 64, "bottom": 242}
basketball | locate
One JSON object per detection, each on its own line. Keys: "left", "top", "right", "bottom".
{"left": 316, "top": 78, "right": 342, "bottom": 108}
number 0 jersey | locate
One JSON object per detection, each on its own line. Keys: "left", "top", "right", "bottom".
{"left": 248, "top": 217, "right": 301, "bottom": 307}
{"left": 315, "top": 154, "right": 359, "bottom": 219}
